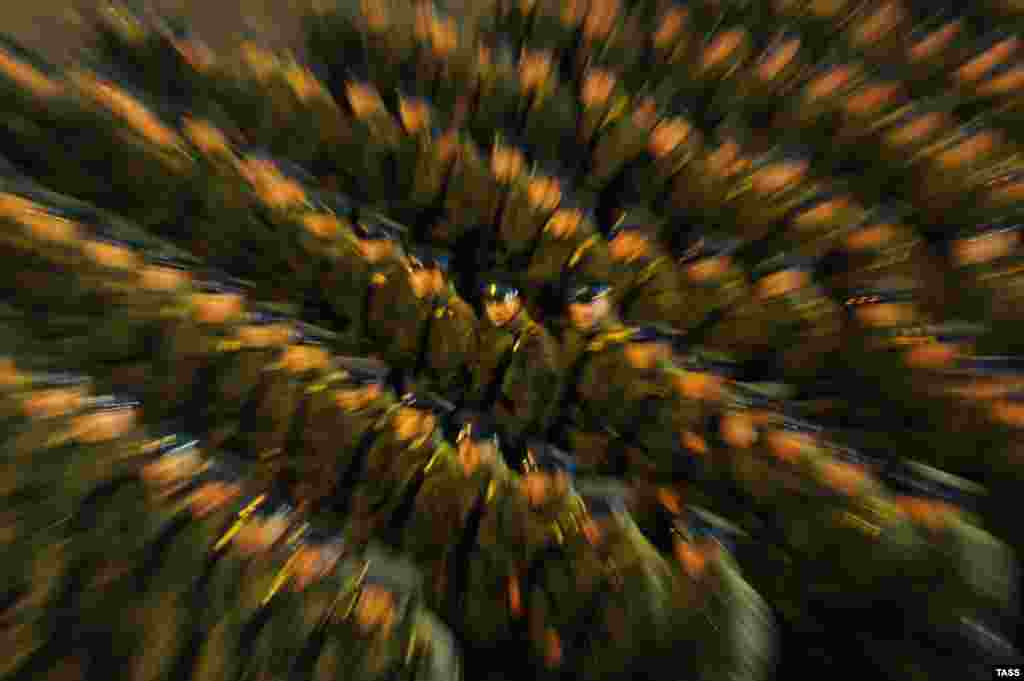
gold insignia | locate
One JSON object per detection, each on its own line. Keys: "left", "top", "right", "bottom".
{"left": 263, "top": 551, "right": 301, "bottom": 605}
{"left": 371, "top": 273, "right": 388, "bottom": 286}
{"left": 568, "top": 234, "right": 600, "bottom": 268}
{"left": 216, "top": 340, "right": 243, "bottom": 352}
{"left": 837, "top": 510, "right": 881, "bottom": 538}
{"left": 214, "top": 494, "right": 266, "bottom": 552}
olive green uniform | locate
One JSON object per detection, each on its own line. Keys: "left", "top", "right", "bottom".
{"left": 469, "top": 311, "right": 561, "bottom": 444}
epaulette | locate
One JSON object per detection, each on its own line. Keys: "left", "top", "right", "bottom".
{"left": 568, "top": 233, "right": 601, "bottom": 268}
{"left": 586, "top": 327, "right": 636, "bottom": 352}
{"left": 637, "top": 256, "right": 667, "bottom": 285}
{"left": 213, "top": 493, "right": 267, "bottom": 552}
{"left": 598, "top": 94, "right": 632, "bottom": 133}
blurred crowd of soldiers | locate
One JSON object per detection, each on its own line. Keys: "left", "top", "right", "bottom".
{"left": 2, "top": 0, "right": 1024, "bottom": 679}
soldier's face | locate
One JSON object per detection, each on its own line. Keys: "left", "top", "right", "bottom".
{"left": 568, "top": 297, "right": 609, "bottom": 331}
{"left": 458, "top": 439, "right": 496, "bottom": 475}
{"left": 492, "top": 147, "right": 526, "bottom": 184}
{"left": 355, "top": 585, "right": 395, "bottom": 633}
{"left": 685, "top": 255, "right": 731, "bottom": 282}
{"left": 884, "top": 112, "right": 947, "bottom": 149}
{"left": 844, "top": 223, "right": 895, "bottom": 251}
{"left": 855, "top": 302, "right": 915, "bottom": 327}
{"left": 0, "top": 194, "right": 78, "bottom": 243}
{"left": 674, "top": 538, "right": 713, "bottom": 580}
{"left": 303, "top": 214, "right": 344, "bottom": 240}
{"left": 430, "top": 269, "right": 447, "bottom": 294}
{"left": 609, "top": 232, "right": 647, "bottom": 262}
{"left": 581, "top": 69, "right": 617, "bottom": 107}
{"left": 408, "top": 267, "right": 434, "bottom": 299}
{"left": 792, "top": 198, "right": 850, "bottom": 231}
{"left": 84, "top": 241, "right": 139, "bottom": 271}
{"left": 237, "top": 323, "right": 294, "bottom": 349}
{"left": 751, "top": 160, "right": 808, "bottom": 195}
{"left": 756, "top": 37, "right": 801, "bottom": 82}
{"left": 806, "top": 65, "right": 857, "bottom": 102}
{"left": 720, "top": 411, "right": 758, "bottom": 449}
{"left": 192, "top": 293, "right": 245, "bottom": 324}
{"left": 935, "top": 131, "right": 999, "bottom": 170}
{"left": 765, "top": 430, "right": 813, "bottom": 462}
{"left": 293, "top": 546, "right": 341, "bottom": 590}
{"left": 333, "top": 383, "right": 382, "bottom": 411}
{"left": 547, "top": 210, "right": 582, "bottom": 238}
{"left": 907, "top": 19, "right": 963, "bottom": 64}
{"left": 141, "top": 451, "right": 203, "bottom": 490}
{"left": 358, "top": 238, "right": 394, "bottom": 264}
{"left": 990, "top": 400, "right": 1024, "bottom": 428}
{"left": 757, "top": 269, "right": 809, "bottom": 298}
{"left": 395, "top": 407, "right": 433, "bottom": 441}
{"left": 22, "top": 387, "right": 87, "bottom": 420}
{"left": 953, "top": 232, "right": 1019, "bottom": 267}
{"left": 183, "top": 119, "right": 230, "bottom": 157}
{"left": 281, "top": 345, "right": 331, "bottom": 373}
{"left": 903, "top": 342, "right": 960, "bottom": 370}
{"left": 140, "top": 265, "right": 191, "bottom": 292}
{"left": 74, "top": 408, "right": 138, "bottom": 443}
{"left": 485, "top": 298, "right": 521, "bottom": 326}
{"left": 674, "top": 371, "right": 722, "bottom": 402}
{"left": 955, "top": 37, "right": 1020, "bottom": 85}
{"left": 654, "top": 7, "right": 688, "bottom": 49}
{"left": 843, "top": 82, "right": 903, "bottom": 117}
{"left": 522, "top": 471, "right": 559, "bottom": 506}
{"left": 979, "top": 65, "right": 1024, "bottom": 96}
{"left": 624, "top": 342, "right": 669, "bottom": 370}
{"left": 849, "top": 1, "right": 905, "bottom": 48}
{"left": 187, "top": 482, "right": 241, "bottom": 518}
{"left": 236, "top": 516, "right": 290, "bottom": 555}
{"left": 0, "top": 358, "right": 22, "bottom": 387}
{"left": 700, "top": 28, "right": 746, "bottom": 71}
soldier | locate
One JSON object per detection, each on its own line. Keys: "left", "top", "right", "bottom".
{"left": 879, "top": 460, "right": 1019, "bottom": 667}
{"left": 340, "top": 76, "right": 405, "bottom": 203}
{"left": 558, "top": 280, "right": 622, "bottom": 374}
{"left": 462, "top": 441, "right": 574, "bottom": 648}
{"left": 468, "top": 275, "right": 561, "bottom": 452}
{"left": 675, "top": 17, "right": 755, "bottom": 126}
{"left": 401, "top": 412, "right": 505, "bottom": 614}
{"left": 721, "top": 144, "right": 817, "bottom": 245}
{"left": 391, "top": 92, "right": 456, "bottom": 229}
{"left": 366, "top": 244, "right": 439, "bottom": 375}
{"left": 616, "top": 110, "right": 704, "bottom": 216}
{"left": 290, "top": 357, "right": 396, "bottom": 516}
{"left": 666, "top": 507, "right": 777, "bottom": 681}
{"left": 911, "top": 120, "right": 1013, "bottom": 224}
{"left": 322, "top": 215, "right": 403, "bottom": 355}
{"left": 493, "top": 163, "right": 564, "bottom": 271}
{"left": 673, "top": 233, "right": 750, "bottom": 340}
{"left": 191, "top": 306, "right": 295, "bottom": 449}
{"left": 243, "top": 525, "right": 348, "bottom": 681}
{"left": 582, "top": 93, "right": 661, "bottom": 195}
{"left": 60, "top": 66, "right": 196, "bottom": 228}
{"left": 606, "top": 220, "right": 686, "bottom": 328}
{"left": 667, "top": 118, "right": 752, "bottom": 226}
{"left": 702, "top": 254, "right": 843, "bottom": 386}
{"left": 347, "top": 392, "right": 456, "bottom": 548}
{"left": 226, "top": 322, "right": 335, "bottom": 489}
{"left": 67, "top": 434, "right": 212, "bottom": 681}
{"left": 401, "top": 249, "right": 478, "bottom": 404}
{"left": 823, "top": 204, "right": 947, "bottom": 319}
{"left": 526, "top": 479, "right": 673, "bottom": 680}
{"left": 947, "top": 220, "right": 1024, "bottom": 354}
{"left": 522, "top": 200, "right": 615, "bottom": 320}
{"left": 425, "top": 129, "right": 495, "bottom": 250}
{"left": 146, "top": 276, "right": 248, "bottom": 423}
{"left": 515, "top": 48, "right": 577, "bottom": 164}
{"left": 187, "top": 492, "right": 297, "bottom": 681}
{"left": 322, "top": 551, "right": 435, "bottom": 681}
{"left": 707, "top": 27, "right": 809, "bottom": 128}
